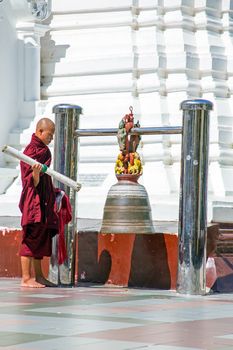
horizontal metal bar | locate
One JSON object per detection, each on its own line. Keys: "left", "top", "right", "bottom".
{"left": 74, "top": 126, "right": 182, "bottom": 137}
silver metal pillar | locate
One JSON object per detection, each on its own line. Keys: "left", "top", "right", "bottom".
{"left": 49, "top": 104, "right": 82, "bottom": 286}
{"left": 177, "top": 99, "right": 213, "bottom": 295}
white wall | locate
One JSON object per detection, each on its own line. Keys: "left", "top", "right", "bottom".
{"left": 1, "top": 0, "right": 233, "bottom": 222}
{"left": 0, "top": 2, "right": 18, "bottom": 166}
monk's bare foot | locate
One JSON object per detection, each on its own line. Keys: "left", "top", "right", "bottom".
{"left": 36, "top": 276, "right": 57, "bottom": 287}
{"left": 21, "top": 278, "right": 45, "bottom": 288}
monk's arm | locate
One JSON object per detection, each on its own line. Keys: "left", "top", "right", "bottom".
{"left": 32, "top": 164, "right": 42, "bottom": 187}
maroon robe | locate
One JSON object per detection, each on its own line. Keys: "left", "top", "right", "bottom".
{"left": 19, "top": 133, "right": 59, "bottom": 259}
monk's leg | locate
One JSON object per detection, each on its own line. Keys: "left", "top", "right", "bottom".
{"left": 34, "top": 259, "right": 57, "bottom": 287}
{"left": 21, "top": 256, "right": 45, "bottom": 288}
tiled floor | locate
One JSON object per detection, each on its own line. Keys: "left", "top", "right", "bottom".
{"left": 0, "top": 279, "right": 233, "bottom": 350}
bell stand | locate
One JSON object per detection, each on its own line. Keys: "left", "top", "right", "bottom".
{"left": 50, "top": 99, "right": 213, "bottom": 295}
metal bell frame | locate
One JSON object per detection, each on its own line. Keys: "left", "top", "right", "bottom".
{"left": 52, "top": 99, "right": 213, "bottom": 295}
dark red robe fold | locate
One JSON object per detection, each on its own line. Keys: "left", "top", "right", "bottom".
{"left": 19, "top": 133, "right": 59, "bottom": 259}
{"left": 54, "top": 191, "right": 72, "bottom": 264}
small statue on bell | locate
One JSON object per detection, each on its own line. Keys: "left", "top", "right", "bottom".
{"left": 115, "top": 106, "right": 143, "bottom": 178}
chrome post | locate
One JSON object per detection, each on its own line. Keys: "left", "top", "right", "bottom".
{"left": 49, "top": 104, "right": 82, "bottom": 286}
{"left": 177, "top": 99, "right": 213, "bottom": 295}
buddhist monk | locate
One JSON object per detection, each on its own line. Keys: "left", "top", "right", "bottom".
{"left": 19, "top": 118, "right": 59, "bottom": 288}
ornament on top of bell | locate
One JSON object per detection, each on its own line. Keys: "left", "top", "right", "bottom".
{"left": 100, "top": 106, "right": 155, "bottom": 234}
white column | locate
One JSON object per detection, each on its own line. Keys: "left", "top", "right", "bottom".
{"left": 17, "top": 23, "right": 50, "bottom": 102}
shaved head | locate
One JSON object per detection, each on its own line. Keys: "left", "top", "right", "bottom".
{"left": 35, "top": 118, "right": 55, "bottom": 145}
{"left": 36, "top": 118, "right": 55, "bottom": 131}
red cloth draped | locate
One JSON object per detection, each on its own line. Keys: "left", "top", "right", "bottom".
{"left": 55, "top": 191, "right": 72, "bottom": 264}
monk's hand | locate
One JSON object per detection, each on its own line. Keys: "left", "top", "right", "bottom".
{"left": 32, "top": 163, "right": 42, "bottom": 187}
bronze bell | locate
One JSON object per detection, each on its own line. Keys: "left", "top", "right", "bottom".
{"left": 101, "top": 107, "right": 155, "bottom": 234}
{"left": 101, "top": 174, "right": 155, "bottom": 234}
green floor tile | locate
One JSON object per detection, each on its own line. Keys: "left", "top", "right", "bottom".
{"left": 0, "top": 331, "right": 62, "bottom": 347}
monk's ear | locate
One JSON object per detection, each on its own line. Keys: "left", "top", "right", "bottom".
{"left": 35, "top": 129, "right": 43, "bottom": 137}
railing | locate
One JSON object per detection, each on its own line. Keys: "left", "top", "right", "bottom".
{"left": 74, "top": 126, "right": 182, "bottom": 137}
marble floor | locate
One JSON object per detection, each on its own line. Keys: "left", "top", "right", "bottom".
{"left": 0, "top": 278, "right": 233, "bottom": 350}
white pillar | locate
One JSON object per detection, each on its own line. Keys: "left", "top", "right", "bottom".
{"left": 17, "top": 23, "right": 49, "bottom": 102}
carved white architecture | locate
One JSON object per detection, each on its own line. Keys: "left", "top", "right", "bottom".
{"left": 1, "top": 0, "right": 233, "bottom": 222}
